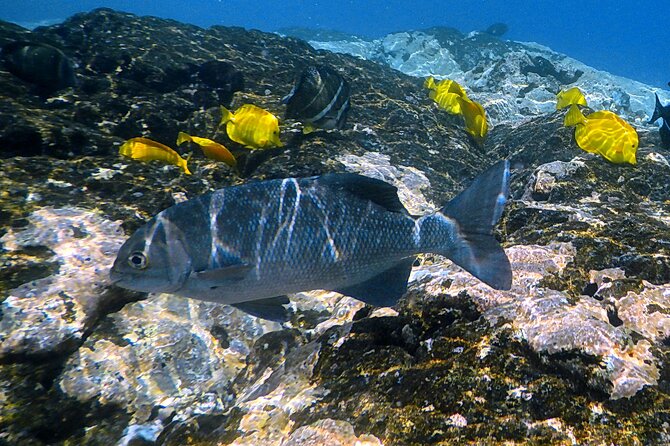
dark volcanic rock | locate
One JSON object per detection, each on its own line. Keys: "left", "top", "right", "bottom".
{"left": 0, "top": 8, "right": 483, "bottom": 196}
{"left": 521, "top": 55, "right": 583, "bottom": 84}
{"left": 1, "top": 8, "right": 669, "bottom": 446}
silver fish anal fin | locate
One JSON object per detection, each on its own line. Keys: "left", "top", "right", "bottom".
{"left": 231, "top": 295, "right": 290, "bottom": 322}
{"left": 335, "top": 257, "right": 414, "bottom": 307}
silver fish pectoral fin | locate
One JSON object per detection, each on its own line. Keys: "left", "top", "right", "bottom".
{"left": 192, "top": 263, "right": 254, "bottom": 287}
{"left": 231, "top": 295, "right": 291, "bottom": 322}
{"left": 335, "top": 257, "right": 415, "bottom": 307}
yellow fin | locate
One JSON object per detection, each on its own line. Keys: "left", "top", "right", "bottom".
{"left": 303, "top": 123, "right": 315, "bottom": 134}
{"left": 176, "top": 131, "right": 192, "bottom": 146}
{"left": 220, "top": 106, "right": 234, "bottom": 126}
{"left": 119, "top": 137, "right": 190, "bottom": 175}
{"left": 564, "top": 104, "right": 586, "bottom": 127}
{"left": 199, "top": 139, "right": 237, "bottom": 167}
{"left": 424, "top": 76, "right": 436, "bottom": 90}
{"left": 181, "top": 152, "right": 192, "bottom": 175}
{"left": 556, "top": 87, "right": 587, "bottom": 110}
{"left": 458, "top": 97, "right": 488, "bottom": 140}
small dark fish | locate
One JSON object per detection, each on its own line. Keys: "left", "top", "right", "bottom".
{"left": 483, "top": 23, "right": 509, "bottom": 37}
{"left": 110, "top": 161, "right": 512, "bottom": 322}
{"left": 1, "top": 41, "right": 77, "bottom": 91}
{"left": 649, "top": 93, "right": 670, "bottom": 149}
{"left": 197, "top": 60, "right": 244, "bottom": 105}
{"left": 282, "top": 65, "right": 350, "bottom": 133}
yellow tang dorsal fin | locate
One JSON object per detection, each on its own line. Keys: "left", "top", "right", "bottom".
{"left": 564, "top": 104, "right": 586, "bottom": 127}
{"left": 423, "top": 76, "right": 436, "bottom": 90}
{"left": 220, "top": 106, "right": 235, "bottom": 126}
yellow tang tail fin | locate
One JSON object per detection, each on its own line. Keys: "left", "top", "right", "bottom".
{"left": 176, "top": 131, "right": 192, "bottom": 146}
{"left": 220, "top": 106, "right": 234, "bottom": 126}
{"left": 564, "top": 104, "right": 586, "bottom": 127}
{"left": 181, "top": 152, "right": 192, "bottom": 175}
{"left": 423, "top": 76, "right": 436, "bottom": 90}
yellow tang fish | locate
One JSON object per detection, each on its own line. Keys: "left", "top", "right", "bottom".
{"left": 563, "top": 104, "right": 638, "bottom": 165}
{"left": 119, "top": 137, "right": 191, "bottom": 175}
{"left": 457, "top": 96, "right": 489, "bottom": 140}
{"left": 424, "top": 76, "right": 469, "bottom": 114}
{"left": 556, "top": 87, "right": 587, "bottom": 110}
{"left": 176, "top": 132, "right": 236, "bottom": 168}
{"left": 219, "top": 104, "right": 283, "bottom": 149}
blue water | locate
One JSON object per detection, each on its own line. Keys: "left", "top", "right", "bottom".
{"left": 1, "top": 0, "right": 668, "bottom": 89}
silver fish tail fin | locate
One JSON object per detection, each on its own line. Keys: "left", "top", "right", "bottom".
{"left": 429, "top": 160, "right": 512, "bottom": 290}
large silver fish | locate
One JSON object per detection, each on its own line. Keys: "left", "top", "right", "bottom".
{"left": 110, "top": 160, "right": 512, "bottom": 321}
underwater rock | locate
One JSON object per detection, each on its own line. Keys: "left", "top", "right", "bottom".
{"left": 0, "top": 208, "right": 132, "bottom": 357}
{"left": 412, "top": 242, "right": 661, "bottom": 399}
{"left": 303, "top": 28, "right": 669, "bottom": 126}
{"left": 0, "top": 8, "right": 669, "bottom": 445}
{"left": 283, "top": 419, "right": 383, "bottom": 445}
{"left": 196, "top": 60, "right": 245, "bottom": 106}
{"left": 482, "top": 22, "right": 509, "bottom": 37}
{"left": 58, "top": 295, "right": 280, "bottom": 424}
{"left": 521, "top": 55, "right": 583, "bottom": 84}
{"left": 336, "top": 151, "right": 435, "bottom": 215}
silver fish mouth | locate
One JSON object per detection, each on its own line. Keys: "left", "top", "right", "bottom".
{"left": 108, "top": 269, "right": 125, "bottom": 286}
{"left": 107, "top": 268, "right": 186, "bottom": 294}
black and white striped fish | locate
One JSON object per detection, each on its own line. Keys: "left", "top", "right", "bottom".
{"left": 110, "top": 161, "right": 512, "bottom": 321}
{"left": 282, "top": 65, "right": 350, "bottom": 133}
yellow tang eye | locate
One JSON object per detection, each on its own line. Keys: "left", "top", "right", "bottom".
{"left": 128, "top": 251, "right": 148, "bottom": 269}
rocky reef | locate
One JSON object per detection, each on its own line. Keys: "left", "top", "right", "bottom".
{"left": 283, "top": 27, "right": 670, "bottom": 128}
{"left": 1, "top": 8, "right": 669, "bottom": 445}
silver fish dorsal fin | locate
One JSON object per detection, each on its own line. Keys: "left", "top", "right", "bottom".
{"left": 316, "top": 173, "right": 407, "bottom": 214}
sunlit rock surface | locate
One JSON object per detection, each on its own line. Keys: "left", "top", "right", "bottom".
{"left": 1, "top": 8, "right": 669, "bottom": 446}
{"left": 0, "top": 208, "right": 128, "bottom": 357}
{"left": 410, "top": 244, "right": 663, "bottom": 400}
{"left": 282, "top": 419, "right": 383, "bottom": 446}
{"left": 59, "top": 295, "right": 280, "bottom": 422}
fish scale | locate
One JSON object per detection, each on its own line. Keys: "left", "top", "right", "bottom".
{"left": 111, "top": 161, "right": 513, "bottom": 321}
{"left": 234, "top": 178, "right": 417, "bottom": 296}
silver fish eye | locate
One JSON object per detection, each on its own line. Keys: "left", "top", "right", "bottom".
{"left": 128, "top": 251, "right": 147, "bottom": 269}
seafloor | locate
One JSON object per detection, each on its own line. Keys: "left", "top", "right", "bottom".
{"left": 1, "top": 8, "right": 669, "bottom": 446}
